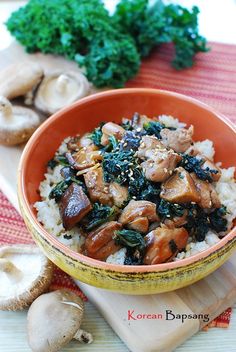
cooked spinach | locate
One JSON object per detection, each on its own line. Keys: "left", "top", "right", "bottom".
{"left": 143, "top": 121, "right": 166, "bottom": 139}
{"left": 49, "top": 176, "right": 87, "bottom": 202}
{"left": 158, "top": 199, "right": 185, "bottom": 220}
{"left": 89, "top": 123, "right": 104, "bottom": 147}
{"left": 124, "top": 248, "right": 144, "bottom": 265}
{"left": 179, "top": 154, "right": 218, "bottom": 182}
{"left": 82, "top": 203, "right": 115, "bottom": 231}
{"left": 128, "top": 168, "right": 161, "bottom": 202}
{"left": 184, "top": 204, "right": 227, "bottom": 241}
{"left": 47, "top": 158, "right": 58, "bottom": 170}
{"left": 115, "top": 229, "right": 146, "bottom": 250}
{"left": 209, "top": 206, "right": 228, "bottom": 233}
{"left": 102, "top": 149, "right": 137, "bottom": 184}
{"left": 49, "top": 179, "right": 72, "bottom": 202}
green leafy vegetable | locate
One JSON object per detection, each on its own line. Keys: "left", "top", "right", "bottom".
{"left": 179, "top": 154, "right": 218, "bottom": 182}
{"left": 209, "top": 206, "right": 228, "bottom": 233}
{"left": 185, "top": 204, "right": 227, "bottom": 241}
{"left": 128, "top": 168, "right": 160, "bottom": 202}
{"left": 158, "top": 199, "right": 185, "bottom": 220}
{"left": 49, "top": 179, "right": 72, "bottom": 202}
{"left": 6, "top": 0, "right": 208, "bottom": 88}
{"left": 102, "top": 149, "right": 137, "bottom": 184}
{"left": 82, "top": 203, "right": 115, "bottom": 231}
{"left": 115, "top": 229, "right": 145, "bottom": 250}
{"left": 89, "top": 123, "right": 104, "bottom": 147}
{"left": 143, "top": 121, "right": 167, "bottom": 139}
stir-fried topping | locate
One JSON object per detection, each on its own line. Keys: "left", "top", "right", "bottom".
{"left": 46, "top": 113, "right": 229, "bottom": 265}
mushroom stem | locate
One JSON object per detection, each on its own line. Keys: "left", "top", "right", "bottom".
{"left": 0, "top": 96, "right": 13, "bottom": 118}
{"left": 0, "top": 258, "right": 23, "bottom": 282}
{"left": 56, "top": 74, "right": 69, "bottom": 93}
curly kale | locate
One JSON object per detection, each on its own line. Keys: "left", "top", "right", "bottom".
{"left": 179, "top": 154, "right": 218, "bottom": 182}
{"left": 76, "top": 33, "right": 140, "bottom": 88}
{"left": 114, "top": 0, "right": 208, "bottom": 67}
{"left": 82, "top": 203, "right": 115, "bottom": 231}
{"left": 6, "top": 0, "right": 208, "bottom": 88}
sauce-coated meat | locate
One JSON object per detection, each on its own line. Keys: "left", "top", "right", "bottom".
{"left": 161, "top": 167, "right": 200, "bottom": 203}
{"left": 144, "top": 227, "right": 189, "bottom": 264}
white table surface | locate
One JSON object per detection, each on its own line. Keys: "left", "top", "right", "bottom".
{"left": 0, "top": 1, "right": 236, "bottom": 352}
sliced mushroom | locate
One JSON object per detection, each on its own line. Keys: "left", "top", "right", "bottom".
{"left": 35, "top": 71, "right": 90, "bottom": 114}
{"left": 144, "top": 227, "right": 189, "bottom": 265}
{"left": 84, "top": 221, "right": 122, "bottom": 260}
{"left": 0, "top": 245, "right": 53, "bottom": 311}
{"left": 60, "top": 183, "right": 92, "bottom": 230}
{"left": 160, "top": 167, "right": 200, "bottom": 203}
{"left": 27, "top": 289, "right": 92, "bottom": 352}
{"left": 0, "top": 62, "right": 43, "bottom": 100}
{"left": 0, "top": 96, "right": 40, "bottom": 145}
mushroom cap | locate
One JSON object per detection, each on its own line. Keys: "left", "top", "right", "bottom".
{"left": 0, "top": 62, "right": 43, "bottom": 100}
{"left": 27, "top": 289, "right": 84, "bottom": 352}
{"left": 0, "top": 96, "right": 41, "bottom": 146}
{"left": 34, "top": 70, "right": 91, "bottom": 114}
{"left": 0, "top": 245, "right": 53, "bottom": 311}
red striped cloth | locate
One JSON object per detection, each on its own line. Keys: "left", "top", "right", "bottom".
{"left": 0, "top": 41, "right": 235, "bottom": 326}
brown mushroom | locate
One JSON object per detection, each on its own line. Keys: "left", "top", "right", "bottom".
{"left": 0, "top": 245, "right": 53, "bottom": 311}
{"left": 0, "top": 62, "right": 43, "bottom": 100}
{"left": 35, "top": 71, "right": 90, "bottom": 114}
{"left": 60, "top": 183, "right": 92, "bottom": 230}
{"left": 0, "top": 96, "right": 41, "bottom": 145}
{"left": 160, "top": 167, "right": 200, "bottom": 203}
{"left": 27, "top": 289, "right": 93, "bottom": 352}
{"left": 84, "top": 221, "right": 122, "bottom": 260}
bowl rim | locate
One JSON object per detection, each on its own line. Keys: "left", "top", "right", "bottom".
{"left": 18, "top": 88, "right": 236, "bottom": 273}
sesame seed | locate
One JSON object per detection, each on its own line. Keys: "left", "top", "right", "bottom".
{"left": 164, "top": 168, "right": 168, "bottom": 173}
{"left": 136, "top": 127, "right": 142, "bottom": 132}
{"left": 140, "top": 142, "right": 146, "bottom": 149}
{"left": 123, "top": 143, "right": 128, "bottom": 147}
{"left": 191, "top": 202, "right": 196, "bottom": 205}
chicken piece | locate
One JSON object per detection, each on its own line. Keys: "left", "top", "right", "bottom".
{"left": 137, "top": 135, "right": 182, "bottom": 182}
{"left": 161, "top": 167, "right": 200, "bottom": 203}
{"left": 137, "top": 135, "right": 163, "bottom": 159}
{"left": 84, "top": 221, "right": 122, "bottom": 260}
{"left": 141, "top": 152, "right": 182, "bottom": 183}
{"left": 191, "top": 173, "right": 221, "bottom": 209}
{"left": 143, "top": 227, "right": 189, "bottom": 265}
{"left": 119, "top": 200, "right": 159, "bottom": 233}
{"left": 164, "top": 211, "right": 188, "bottom": 229}
{"left": 160, "top": 126, "right": 194, "bottom": 153}
{"left": 101, "top": 122, "right": 125, "bottom": 146}
{"left": 60, "top": 183, "right": 92, "bottom": 230}
{"left": 84, "top": 167, "right": 112, "bottom": 205}
{"left": 66, "top": 145, "right": 102, "bottom": 171}
{"left": 109, "top": 182, "right": 128, "bottom": 207}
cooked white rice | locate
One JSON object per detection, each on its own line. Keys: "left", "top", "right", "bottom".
{"left": 159, "top": 115, "right": 186, "bottom": 129}
{"left": 35, "top": 119, "right": 236, "bottom": 265}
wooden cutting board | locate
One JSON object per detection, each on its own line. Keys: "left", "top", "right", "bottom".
{"left": 0, "top": 43, "right": 236, "bottom": 352}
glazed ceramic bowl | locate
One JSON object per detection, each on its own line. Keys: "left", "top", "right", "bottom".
{"left": 18, "top": 88, "right": 236, "bottom": 295}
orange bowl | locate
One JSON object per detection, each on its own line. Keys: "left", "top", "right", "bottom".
{"left": 18, "top": 88, "right": 236, "bottom": 294}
